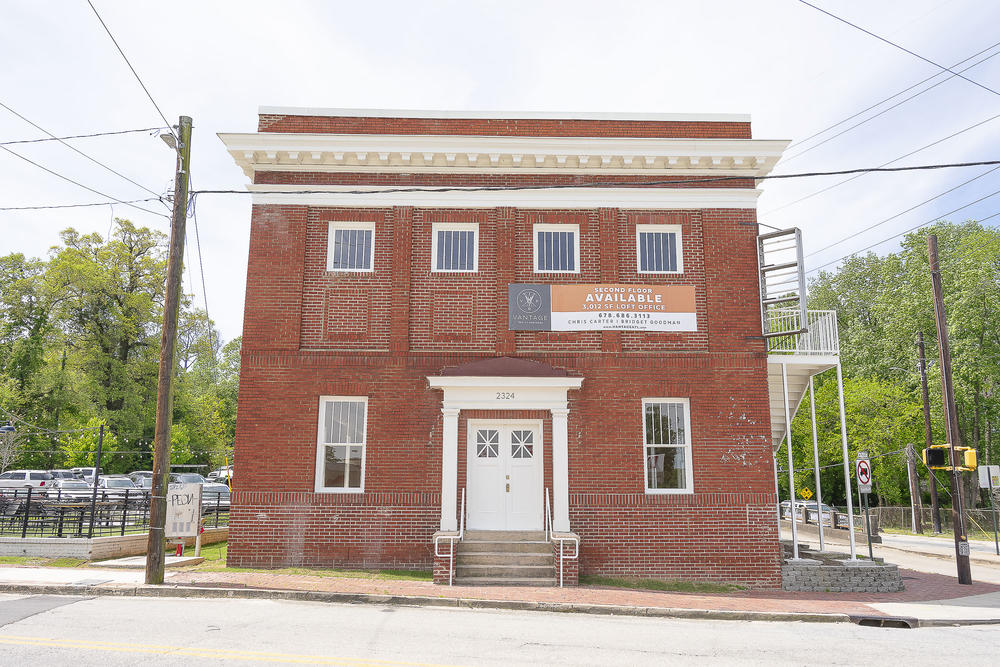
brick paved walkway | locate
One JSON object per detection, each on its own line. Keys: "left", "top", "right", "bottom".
{"left": 167, "top": 567, "right": 1000, "bottom": 618}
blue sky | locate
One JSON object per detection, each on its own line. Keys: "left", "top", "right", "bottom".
{"left": 2, "top": 0, "right": 999, "bottom": 341}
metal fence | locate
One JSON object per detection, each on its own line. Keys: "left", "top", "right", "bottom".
{"left": 0, "top": 487, "right": 229, "bottom": 538}
{"left": 766, "top": 309, "right": 840, "bottom": 355}
{"left": 862, "top": 505, "right": 999, "bottom": 535}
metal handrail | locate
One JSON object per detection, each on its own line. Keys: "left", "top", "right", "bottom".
{"left": 433, "top": 487, "right": 465, "bottom": 586}
{"left": 544, "top": 487, "right": 578, "bottom": 587}
{"left": 766, "top": 309, "right": 839, "bottom": 355}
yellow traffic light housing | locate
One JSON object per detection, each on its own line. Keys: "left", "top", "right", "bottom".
{"left": 922, "top": 444, "right": 978, "bottom": 471}
{"left": 923, "top": 444, "right": 950, "bottom": 469}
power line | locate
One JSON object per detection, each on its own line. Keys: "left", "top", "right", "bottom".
{"left": 0, "top": 197, "right": 163, "bottom": 212}
{"left": 786, "top": 40, "right": 1000, "bottom": 153}
{"left": 0, "top": 100, "right": 168, "bottom": 201}
{"left": 85, "top": 0, "right": 175, "bottom": 137}
{"left": 781, "top": 45, "right": 1000, "bottom": 164}
{"left": 763, "top": 113, "right": 1000, "bottom": 215}
{"left": 798, "top": 0, "right": 1000, "bottom": 97}
{"left": 0, "top": 126, "right": 163, "bottom": 146}
{"left": 191, "top": 159, "right": 1000, "bottom": 198}
{"left": 807, "top": 190, "right": 1000, "bottom": 274}
{"left": 804, "top": 165, "right": 1000, "bottom": 259}
{"left": 0, "top": 144, "right": 168, "bottom": 217}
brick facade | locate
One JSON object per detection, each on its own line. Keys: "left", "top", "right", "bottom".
{"left": 227, "top": 110, "right": 782, "bottom": 588}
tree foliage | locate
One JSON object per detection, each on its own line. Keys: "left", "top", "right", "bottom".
{"left": 795, "top": 219, "right": 1000, "bottom": 507}
{"left": 0, "top": 220, "right": 238, "bottom": 474}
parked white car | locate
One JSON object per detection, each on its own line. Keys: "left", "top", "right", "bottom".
{"left": 50, "top": 478, "right": 93, "bottom": 500}
{"left": 0, "top": 470, "right": 54, "bottom": 494}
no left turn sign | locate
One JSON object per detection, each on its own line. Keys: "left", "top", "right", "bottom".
{"left": 856, "top": 457, "right": 872, "bottom": 494}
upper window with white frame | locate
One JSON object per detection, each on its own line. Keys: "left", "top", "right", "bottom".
{"left": 432, "top": 222, "right": 478, "bottom": 272}
{"left": 636, "top": 224, "right": 683, "bottom": 274}
{"left": 316, "top": 396, "right": 367, "bottom": 492}
{"left": 643, "top": 398, "right": 693, "bottom": 493}
{"left": 327, "top": 221, "right": 374, "bottom": 271}
{"left": 534, "top": 224, "right": 580, "bottom": 273}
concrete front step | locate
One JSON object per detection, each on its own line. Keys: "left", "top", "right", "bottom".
{"left": 463, "top": 530, "right": 546, "bottom": 541}
{"left": 456, "top": 552, "right": 553, "bottom": 566}
{"left": 456, "top": 564, "right": 555, "bottom": 578}
{"left": 454, "top": 576, "right": 558, "bottom": 586}
{"left": 458, "top": 540, "right": 551, "bottom": 554}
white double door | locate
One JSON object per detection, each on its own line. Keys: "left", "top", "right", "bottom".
{"left": 466, "top": 421, "right": 543, "bottom": 531}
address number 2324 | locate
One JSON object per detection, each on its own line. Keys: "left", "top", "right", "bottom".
{"left": 496, "top": 392, "right": 515, "bottom": 400}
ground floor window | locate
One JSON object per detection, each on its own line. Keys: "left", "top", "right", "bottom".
{"left": 643, "top": 398, "right": 693, "bottom": 493}
{"left": 316, "top": 396, "right": 367, "bottom": 492}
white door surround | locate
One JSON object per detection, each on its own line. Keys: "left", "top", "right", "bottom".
{"left": 467, "top": 420, "right": 544, "bottom": 530}
{"left": 427, "top": 373, "right": 583, "bottom": 533}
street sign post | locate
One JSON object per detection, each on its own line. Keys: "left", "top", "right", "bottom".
{"left": 856, "top": 453, "right": 874, "bottom": 560}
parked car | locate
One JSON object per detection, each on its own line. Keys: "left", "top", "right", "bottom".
{"left": 97, "top": 476, "right": 136, "bottom": 489}
{"left": 71, "top": 467, "right": 102, "bottom": 484}
{"left": 48, "top": 469, "right": 77, "bottom": 481}
{"left": 207, "top": 466, "right": 233, "bottom": 482}
{"left": 168, "top": 473, "right": 230, "bottom": 510}
{"left": 127, "top": 471, "right": 153, "bottom": 487}
{"left": 0, "top": 470, "right": 54, "bottom": 494}
{"left": 50, "top": 478, "right": 93, "bottom": 500}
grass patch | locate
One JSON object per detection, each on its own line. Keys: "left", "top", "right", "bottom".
{"left": 579, "top": 574, "right": 743, "bottom": 594}
{"left": 0, "top": 556, "right": 86, "bottom": 568}
{"left": 185, "top": 541, "right": 432, "bottom": 581}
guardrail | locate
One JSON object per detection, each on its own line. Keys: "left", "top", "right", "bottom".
{"left": 545, "top": 487, "right": 579, "bottom": 588}
{"left": 766, "top": 309, "right": 839, "bottom": 355}
{"left": 0, "top": 487, "right": 229, "bottom": 539}
{"left": 433, "top": 487, "right": 465, "bottom": 586}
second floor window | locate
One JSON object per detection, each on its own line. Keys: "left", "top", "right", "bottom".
{"left": 432, "top": 223, "right": 478, "bottom": 272}
{"left": 534, "top": 224, "right": 579, "bottom": 273}
{"left": 636, "top": 224, "right": 682, "bottom": 273}
{"left": 327, "top": 221, "right": 374, "bottom": 271}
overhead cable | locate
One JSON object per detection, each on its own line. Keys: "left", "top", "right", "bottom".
{"left": 763, "top": 113, "right": 1000, "bottom": 215}
{"left": 0, "top": 126, "right": 163, "bottom": 146}
{"left": 786, "top": 40, "right": 1000, "bottom": 152}
{"left": 798, "top": 0, "right": 1000, "bottom": 97}
{"left": 85, "top": 0, "right": 175, "bottom": 137}
{"left": 0, "top": 100, "right": 167, "bottom": 201}
{"left": 804, "top": 165, "right": 1000, "bottom": 259}
{"left": 0, "top": 144, "right": 168, "bottom": 217}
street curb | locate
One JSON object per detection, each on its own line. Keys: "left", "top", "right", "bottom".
{"left": 0, "top": 582, "right": 852, "bottom": 624}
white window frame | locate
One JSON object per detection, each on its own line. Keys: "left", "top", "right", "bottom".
{"left": 431, "top": 222, "right": 479, "bottom": 273}
{"left": 635, "top": 224, "right": 683, "bottom": 274}
{"left": 314, "top": 396, "right": 368, "bottom": 494}
{"left": 326, "top": 221, "right": 375, "bottom": 272}
{"left": 641, "top": 397, "right": 693, "bottom": 494}
{"left": 533, "top": 223, "right": 581, "bottom": 274}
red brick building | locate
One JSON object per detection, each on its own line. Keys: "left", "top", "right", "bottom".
{"left": 220, "top": 108, "right": 791, "bottom": 587}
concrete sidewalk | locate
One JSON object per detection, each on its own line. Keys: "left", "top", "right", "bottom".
{"left": 2, "top": 564, "right": 1000, "bottom": 627}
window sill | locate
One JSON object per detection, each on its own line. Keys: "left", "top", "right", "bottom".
{"left": 313, "top": 487, "right": 365, "bottom": 494}
{"left": 643, "top": 488, "right": 694, "bottom": 495}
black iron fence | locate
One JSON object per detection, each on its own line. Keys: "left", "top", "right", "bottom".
{"left": 0, "top": 487, "right": 229, "bottom": 538}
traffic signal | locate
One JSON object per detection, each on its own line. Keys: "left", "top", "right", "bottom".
{"left": 923, "top": 444, "right": 950, "bottom": 469}
{"left": 922, "top": 444, "right": 978, "bottom": 471}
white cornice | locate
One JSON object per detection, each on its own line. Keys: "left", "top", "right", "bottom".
{"left": 258, "top": 107, "right": 752, "bottom": 122}
{"left": 245, "top": 185, "right": 762, "bottom": 210}
{"left": 219, "top": 133, "right": 789, "bottom": 180}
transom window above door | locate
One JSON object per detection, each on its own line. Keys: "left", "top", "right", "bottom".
{"left": 475, "top": 429, "right": 499, "bottom": 458}
{"left": 327, "top": 221, "right": 375, "bottom": 271}
{"left": 636, "top": 224, "right": 683, "bottom": 273}
{"left": 432, "top": 222, "right": 478, "bottom": 272}
{"left": 533, "top": 224, "right": 580, "bottom": 273}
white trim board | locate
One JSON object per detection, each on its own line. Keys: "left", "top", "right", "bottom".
{"left": 247, "top": 185, "right": 762, "bottom": 210}
{"left": 258, "top": 107, "right": 751, "bottom": 122}
{"left": 219, "top": 132, "right": 788, "bottom": 179}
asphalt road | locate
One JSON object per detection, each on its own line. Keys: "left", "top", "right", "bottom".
{"left": 0, "top": 593, "right": 998, "bottom": 666}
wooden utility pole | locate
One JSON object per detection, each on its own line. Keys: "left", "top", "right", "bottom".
{"left": 927, "top": 234, "right": 972, "bottom": 585}
{"left": 918, "top": 331, "right": 943, "bottom": 533}
{"left": 145, "top": 116, "right": 192, "bottom": 585}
